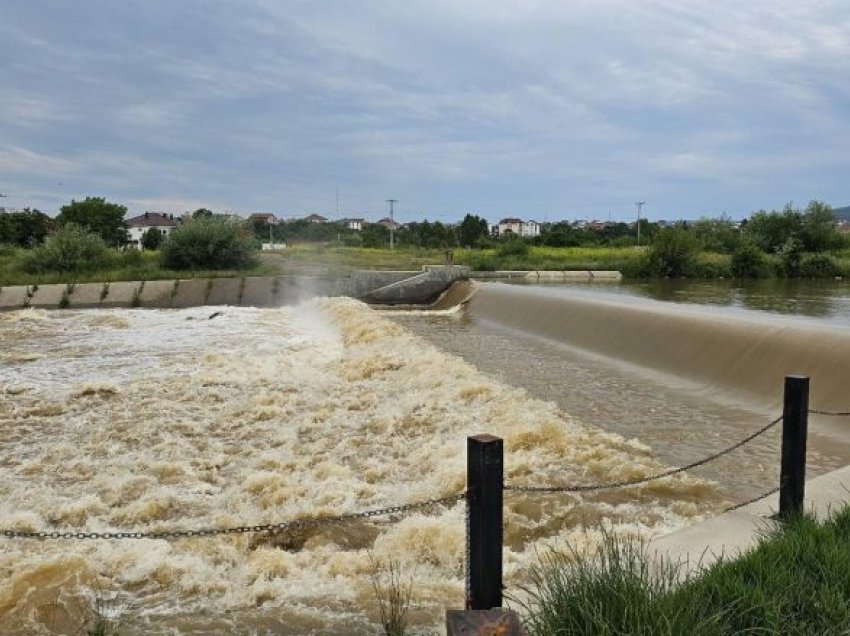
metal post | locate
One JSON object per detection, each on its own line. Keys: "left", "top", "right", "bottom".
{"left": 779, "top": 375, "right": 809, "bottom": 520}
{"left": 467, "top": 434, "right": 503, "bottom": 610}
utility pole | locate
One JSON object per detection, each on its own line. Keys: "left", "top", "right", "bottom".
{"left": 387, "top": 198, "right": 398, "bottom": 250}
{"left": 635, "top": 201, "right": 645, "bottom": 245}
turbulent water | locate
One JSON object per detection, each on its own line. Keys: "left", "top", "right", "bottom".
{"left": 0, "top": 301, "right": 719, "bottom": 634}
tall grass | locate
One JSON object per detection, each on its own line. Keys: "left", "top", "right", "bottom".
{"left": 516, "top": 505, "right": 850, "bottom": 635}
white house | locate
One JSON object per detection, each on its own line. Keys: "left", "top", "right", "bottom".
{"left": 341, "top": 218, "right": 365, "bottom": 231}
{"left": 125, "top": 212, "right": 180, "bottom": 248}
{"left": 521, "top": 220, "right": 541, "bottom": 238}
{"left": 496, "top": 217, "right": 540, "bottom": 238}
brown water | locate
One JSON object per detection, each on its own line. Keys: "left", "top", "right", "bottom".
{"left": 0, "top": 301, "right": 716, "bottom": 635}
{"left": 388, "top": 281, "right": 850, "bottom": 505}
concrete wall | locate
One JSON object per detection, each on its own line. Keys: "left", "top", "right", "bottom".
{"left": 0, "top": 267, "right": 472, "bottom": 311}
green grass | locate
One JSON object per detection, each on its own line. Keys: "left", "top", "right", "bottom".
{"left": 0, "top": 247, "right": 279, "bottom": 286}
{"left": 516, "top": 505, "right": 850, "bottom": 635}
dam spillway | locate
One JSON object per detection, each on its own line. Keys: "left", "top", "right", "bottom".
{"left": 466, "top": 283, "right": 850, "bottom": 414}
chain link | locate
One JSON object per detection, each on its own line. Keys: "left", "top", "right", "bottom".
{"left": 809, "top": 409, "right": 850, "bottom": 417}
{"left": 505, "top": 415, "right": 783, "bottom": 494}
{"left": 0, "top": 493, "right": 465, "bottom": 541}
{"left": 723, "top": 486, "right": 780, "bottom": 513}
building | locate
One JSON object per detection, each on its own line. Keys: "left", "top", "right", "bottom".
{"left": 495, "top": 217, "right": 539, "bottom": 238}
{"left": 304, "top": 213, "right": 328, "bottom": 223}
{"left": 376, "top": 217, "right": 401, "bottom": 230}
{"left": 125, "top": 212, "right": 180, "bottom": 248}
{"left": 249, "top": 212, "right": 278, "bottom": 225}
{"left": 340, "top": 218, "right": 365, "bottom": 231}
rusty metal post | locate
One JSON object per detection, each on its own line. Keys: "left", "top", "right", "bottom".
{"left": 467, "top": 434, "right": 503, "bottom": 610}
{"left": 779, "top": 375, "right": 809, "bottom": 520}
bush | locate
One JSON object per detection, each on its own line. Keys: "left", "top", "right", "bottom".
{"left": 160, "top": 218, "right": 258, "bottom": 270}
{"left": 731, "top": 243, "right": 767, "bottom": 278}
{"left": 644, "top": 227, "right": 700, "bottom": 277}
{"left": 141, "top": 227, "right": 164, "bottom": 250}
{"left": 778, "top": 237, "right": 803, "bottom": 277}
{"left": 799, "top": 253, "right": 841, "bottom": 278}
{"left": 497, "top": 238, "right": 530, "bottom": 257}
{"left": 23, "top": 223, "right": 109, "bottom": 273}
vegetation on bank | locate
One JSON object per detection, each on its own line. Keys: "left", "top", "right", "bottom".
{"left": 516, "top": 506, "right": 850, "bottom": 635}
{"left": 3, "top": 197, "right": 850, "bottom": 283}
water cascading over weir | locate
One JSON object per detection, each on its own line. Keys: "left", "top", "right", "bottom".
{"left": 467, "top": 283, "right": 850, "bottom": 414}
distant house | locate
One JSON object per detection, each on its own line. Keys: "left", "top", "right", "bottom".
{"left": 125, "top": 212, "right": 180, "bottom": 248}
{"left": 304, "top": 213, "right": 328, "bottom": 223}
{"left": 522, "top": 220, "right": 541, "bottom": 238}
{"left": 249, "top": 212, "right": 278, "bottom": 225}
{"left": 377, "top": 217, "right": 401, "bottom": 230}
{"left": 341, "top": 218, "right": 365, "bottom": 231}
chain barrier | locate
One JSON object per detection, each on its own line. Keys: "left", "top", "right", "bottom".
{"left": 505, "top": 415, "right": 783, "bottom": 494}
{"left": 723, "top": 487, "right": 780, "bottom": 513}
{"left": 809, "top": 408, "right": 850, "bottom": 417}
{"left": 0, "top": 493, "right": 466, "bottom": 541}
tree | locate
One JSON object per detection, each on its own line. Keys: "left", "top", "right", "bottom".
{"left": 645, "top": 226, "right": 700, "bottom": 277}
{"left": 745, "top": 205, "right": 803, "bottom": 253}
{"left": 458, "top": 214, "right": 489, "bottom": 248}
{"left": 800, "top": 200, "right": 841, "bottom": 252}
{"left": 141, "top": 227, "right": 164, "bottom": 250}
{"left": 160, "top": 217, "right": 257, "bottom": 269}
{"left": 692, "top": 214, "right": 741, "bottom": 253}
{"left": 57, "top": 197, "right": 127, "bottom": 246}
{"left": 0, "top": 208, "right": 54, "bottom": 246}
{"left": 192, "top": 208, "right": 214, "bottom": 219}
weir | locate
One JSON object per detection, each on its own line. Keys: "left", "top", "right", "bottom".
{"left": 467, "top": 283, "right": 850, "bottom": 414}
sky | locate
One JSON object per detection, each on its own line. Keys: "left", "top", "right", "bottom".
{"left": 2, "top": 1, "right": 849, "bottom": 223}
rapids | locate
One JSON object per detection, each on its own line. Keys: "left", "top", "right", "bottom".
{"left": 0, "top": 300, "right": 718, "bottom": 634}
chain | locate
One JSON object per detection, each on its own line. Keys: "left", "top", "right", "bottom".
{"left": 0, "top": 493, "right": 466, "bottom": 541}
{"left": 464, "top": 490, "right": 471, "bottom": 609}
{"left": 505, "top": 415, "right": 783, "bottom": 494}
{"left": 723, "top": 486, "right": 780, "bottom": 513}
{"left": 809, "top": 409, "right": 850, "bottom": 417}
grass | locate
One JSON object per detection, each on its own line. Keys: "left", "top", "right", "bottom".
{"left": 0, "top": 247, "right": 280, "bottom": 286}
{"left": 515, "top": 505, "right": 850, "bottom": 635}
{"left": 368, "top": 554, "right": 415, "bottom": 636}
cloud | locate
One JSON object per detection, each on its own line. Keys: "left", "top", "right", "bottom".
{"left": 1, "top": 0, "right": 848, "bottom": 220}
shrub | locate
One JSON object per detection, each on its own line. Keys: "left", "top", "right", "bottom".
{"left": 497, "top": 238, "right": 530, "bottom": 257}
{"left": 141, "top": 227, "right": 164, "bottom": 250}
{"left": 23, "top": 223, "right": 109, "bottom": 273}
{"left": 160, "top": 218, "right": 258, "bottom": 270}
{"left": 799, "top": 253, "right": 841, "bottom": 278}
{"left": 778, "top": 237, "right": 803, "bottom": 277}
{"left": 731, "top": 243, "right": 767, "bottom": 278}
{"left": 644, "top": 227, "right": 700, "bottom": 277}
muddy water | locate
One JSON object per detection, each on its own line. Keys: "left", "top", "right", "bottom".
{"left": 0, "top": 301, "right": 717, "bottom": 635}
{"left": 389, "top": 282, "right": 850, "bottom": 506}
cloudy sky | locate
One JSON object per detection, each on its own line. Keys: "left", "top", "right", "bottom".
{"left": 2, "top": 1, "right": 849, "bottom": 222}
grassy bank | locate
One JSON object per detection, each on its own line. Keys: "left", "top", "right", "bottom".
{"left": 517, "top": 505, "right": 850, "bottom": 634}
{"left": 0, "top": 246, "right": 279, "bottom": 287}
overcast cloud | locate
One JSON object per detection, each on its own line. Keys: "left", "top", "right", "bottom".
{"left": 1, "top": 0, "right": 849, "bottom": 222}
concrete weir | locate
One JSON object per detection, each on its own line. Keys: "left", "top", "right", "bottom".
{"left": 0, "top": 265, "right": 470, "bottom": 311}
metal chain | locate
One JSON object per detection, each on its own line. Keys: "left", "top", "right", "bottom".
{"left": 505, "top": 415, "right": 783, "bottom": 494}
{"left": 809, "top": 409, "right": 850, "bottom": 417}
{"left": 723, "top": 486, "right": 780, "bottom": 513}
{"left": 464, "top": 490, "right": 471, "bottom": 609}
{"left": 0, "top": 493, "right": 466, "bottom": 541}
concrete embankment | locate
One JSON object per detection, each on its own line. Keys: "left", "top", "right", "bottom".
{"left": 471, "top": 270, "right": 622, "bottom": 281}
{"left": 0, "top": 266, "right": 470, "bottom": 310}
{"left": 651, "top": 465, "right": 850, "bottom": 575}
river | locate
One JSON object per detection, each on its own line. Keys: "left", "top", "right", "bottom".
{"left": 1, "top": 279, "right": 848, "bottom": 634}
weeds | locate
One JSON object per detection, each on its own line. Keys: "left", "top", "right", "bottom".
{"left": 368, "top": 554, "right": 415, "bottom": 636}
{"left": 515, "top": 506, "right": 850, "bottom": 635}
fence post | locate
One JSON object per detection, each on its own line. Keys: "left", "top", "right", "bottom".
{"left": 779, "top": 375, "right": 809, "bottom": 520}
{"left": 467, "top": 434, "right": 503, "bottom": 610}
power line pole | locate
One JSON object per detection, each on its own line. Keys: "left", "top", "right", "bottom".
{"left": 387, "top": 198, "right": 398, "bottom": 250}
{"left": 635, "top": 201, "right": 645, "bottom": 245}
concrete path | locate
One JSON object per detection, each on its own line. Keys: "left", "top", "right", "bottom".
{"left": 650, "top": 465, "right": 850, "bottom": 575}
